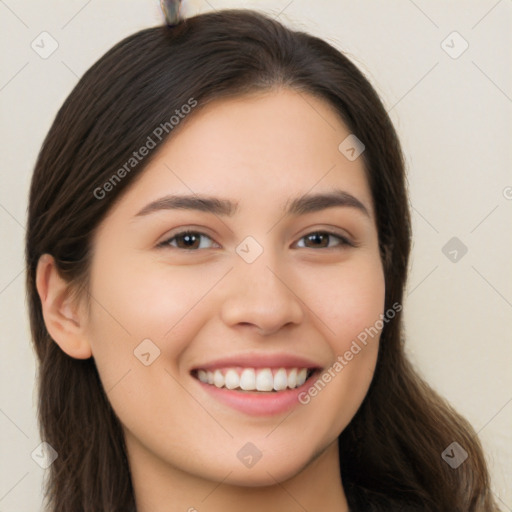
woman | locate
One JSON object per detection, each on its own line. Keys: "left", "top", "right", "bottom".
{"left": 25, "top": 6, "right": 499, "bottom": 512}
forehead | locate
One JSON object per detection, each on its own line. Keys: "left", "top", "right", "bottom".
{"left": 107, "top": 88, "right": 375, "bottom": 222}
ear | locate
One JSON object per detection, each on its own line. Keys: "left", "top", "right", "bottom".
{"left": 35, "top": 253, "right": 92, "bottom": 359}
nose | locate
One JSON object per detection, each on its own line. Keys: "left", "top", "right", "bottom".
{"left": 219, "top": 253, "right": 305, "bottom": 336}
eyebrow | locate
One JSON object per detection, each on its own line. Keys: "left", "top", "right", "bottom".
{"left": 133, "top": 189, "right": 370, "bottom": 219}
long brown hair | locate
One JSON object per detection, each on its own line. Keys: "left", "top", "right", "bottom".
{"left": 25, "top": 9, "right": 499, "bottom": 511}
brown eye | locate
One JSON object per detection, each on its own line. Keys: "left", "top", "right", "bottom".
{"left": 296, "top": 231, "right": 353, "bottom": 249}
{"left": 158, "top": 231, "right": 217, "bottom": 250}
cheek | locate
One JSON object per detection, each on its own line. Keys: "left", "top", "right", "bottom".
{"left": 295, "top": 254, "right": 386, "bottom": 348}
{"left": 84, "top": 258, "right": 209, "bottom": 442}
{"left": 292, "top": 255, "right": 385, "bottom": 427}
{"left": 86, "top": 254, "right": 214, "bottom": 358}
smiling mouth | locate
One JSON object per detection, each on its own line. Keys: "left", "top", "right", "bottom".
{"left": 191, "top": 367, "right": 318, "bottom": 392}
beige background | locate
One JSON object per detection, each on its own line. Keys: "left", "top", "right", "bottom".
{"left": 1, "top": 1, "right": 511, "bottom": 510}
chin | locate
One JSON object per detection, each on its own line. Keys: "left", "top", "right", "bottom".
{"left": 222, "top": 454, "right": 313, "bottom": 488}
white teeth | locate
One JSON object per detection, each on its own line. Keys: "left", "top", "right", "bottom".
{"left": 196, "top": 367, "right": 313, "bottom": 391}
{"left": 224, "top": 369, "right": 240, "bottom": 390}
{"left": 296, "top": 368, "right": 308, "bottom": 387}
{"left": 256, "top": 368, "right": 274, "bottom": 391}
{"left": 240, "top": 368, "right": 256, "bottom": 390}
{"left": 287, "top": 368, "right": 297, "bottom": 388}
{"left": 273, "top": 368, "right": 288, "bottom": 391}
{"left": 213, "top": 369, "right": 224, "bottom": 388}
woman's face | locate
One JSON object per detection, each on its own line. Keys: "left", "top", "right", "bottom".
{"left": 82, "top": 88, "right": 385, "bottom": 487}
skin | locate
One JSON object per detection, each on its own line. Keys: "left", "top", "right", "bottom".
{"left": 37, "top": 88, "right": 385, "bottom": 512}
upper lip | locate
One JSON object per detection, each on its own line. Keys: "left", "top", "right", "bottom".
{"left": 191, "top": 352, "right": 323, "bottom": 372}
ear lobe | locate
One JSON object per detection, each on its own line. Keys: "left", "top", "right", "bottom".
{"left": 35, "top": 253, "right": 92, "bottom": 360}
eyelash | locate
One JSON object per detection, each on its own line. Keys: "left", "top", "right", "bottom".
{"left": 157, "top": 229, "right": 356, "bottom": 251}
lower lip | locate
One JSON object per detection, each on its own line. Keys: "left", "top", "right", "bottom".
{"left": 192, "top": 370, "right": 320, "bottom": 416}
